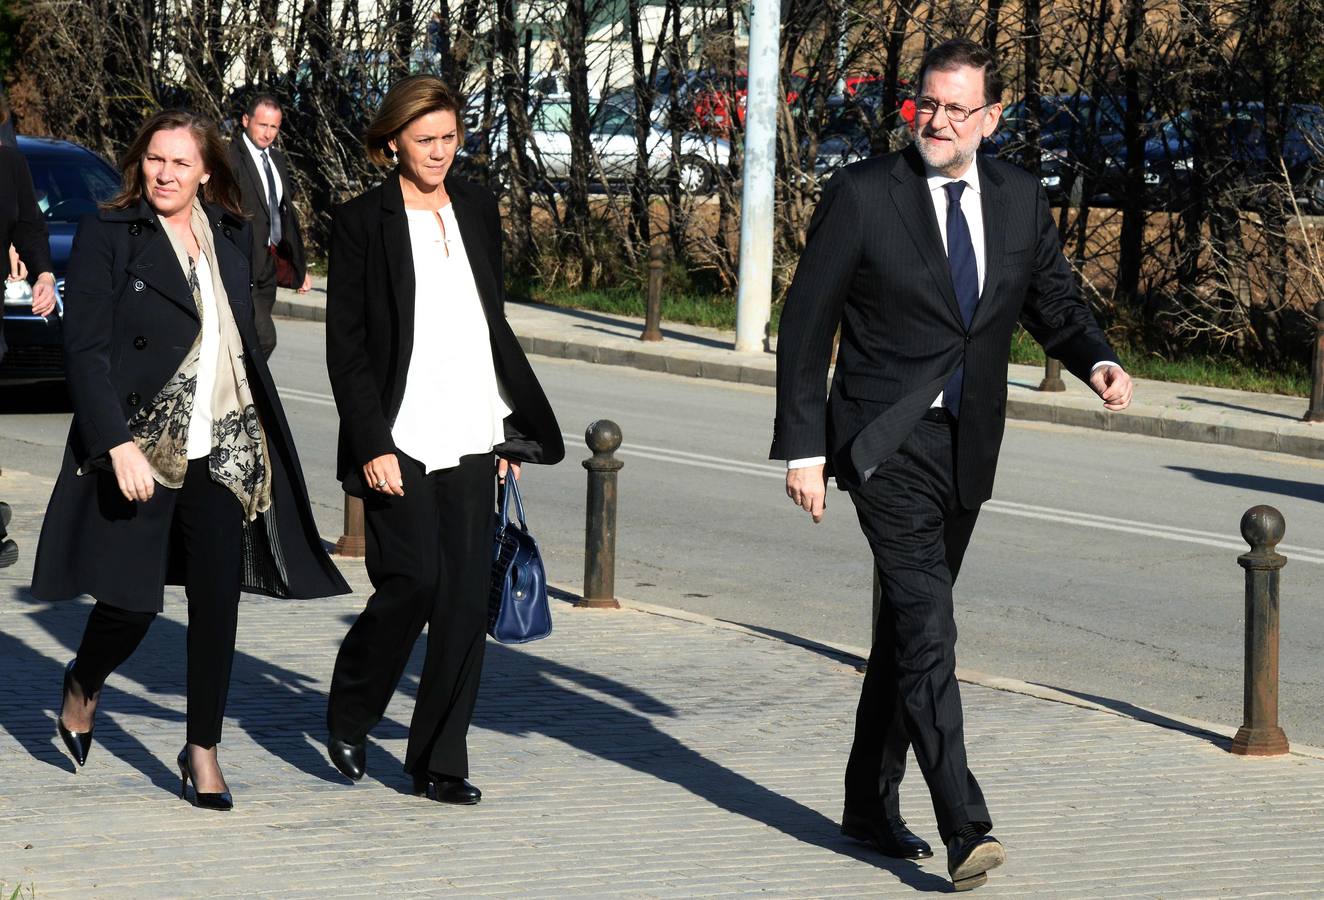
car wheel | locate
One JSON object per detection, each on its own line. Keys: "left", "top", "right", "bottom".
{"left": 675, "top": 156, "right": 715, "bottom": 194}
{"left": 1304, "top": 174, "right": 1324, "bottom": 215}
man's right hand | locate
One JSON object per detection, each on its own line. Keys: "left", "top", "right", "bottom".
{"left": 109, "top": 441, "right": 155, "bottom": 503}
{"left": 363, "top": 454, "right": 405, "bottom": 496}
{"left": 786, "top": 464, "right": 827, "bottom": 523}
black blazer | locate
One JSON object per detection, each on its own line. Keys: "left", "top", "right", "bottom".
{"left": 772, "top": 146, "right": 1116, "bottom": 505}
{"left": 31, "top": 200, "right": 349, "bottom": 610}
{"left": 228, "top": 136, "right": 307, "bottom": 282}
{"left": 0, "top": 145, "right": 53, "bottom": 359}
{"left": 325, "top": 172, "right": 564, "bottom": 495}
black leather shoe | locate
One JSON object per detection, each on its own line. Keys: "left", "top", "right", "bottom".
{"left": 56, "top": 660, "right": 94, "bottom": 767}
{"left": 946, "top": 827, "right": 1004, "bottom": 892}
{"left": 176, "top": 747, "right": 234, "bottom": 811}
{"left": 414, "top": 773, "right": 482, "bottom": 805}
{"left": 327, "top": 736, "right": 366, "bottom": 781}
{"left": 841, "top": 809, "right": 933, "bottom": 859}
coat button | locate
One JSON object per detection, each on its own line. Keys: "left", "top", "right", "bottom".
{"left": 133, "top": 336, "right": 148, "bottom": 350}
{"left": 133, "top": 279, "right": 146, "bottom": 292}
{"left": 129, "top": 223, "right": 142, "bottom": 236}
{"left": 965, "top": 335, "right": 973, "bottom": 344}
{"left": 223, "top": 226, "right": 232, "bottom": 237}
{"left": 126, "top": 392, "right": 141, "bottom": 407}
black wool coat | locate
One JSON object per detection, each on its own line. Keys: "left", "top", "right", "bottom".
{"left": 326, "top": 172, "right": 564, "bottom": 496}
{"left": 32, "top": 199, "right": 350, "bottom": 612}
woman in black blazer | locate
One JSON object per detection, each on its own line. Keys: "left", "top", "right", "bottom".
{"left": 33, "top": 109, "right": 349, "bottom": 808}
{"left": 324, "top": 75, "right": 563, "bottom": 804}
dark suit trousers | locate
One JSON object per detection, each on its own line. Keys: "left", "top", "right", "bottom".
{"left": 327, "top": 452, "right": 494, "bottom": 779}
{"left": 252, "top": 245, "right": 279, "bottom": 359}
{"left": 69, "top": 458, "right": 243, "bottom": 746}
{"left": 845, "top": 415, "right": 990, "bottom": 843}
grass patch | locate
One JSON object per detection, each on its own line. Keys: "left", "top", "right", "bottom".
{"left": 1009, "top": 326, "right": 1310, "bottom": 396}
{"left": 517, "top": 282, "right": 783, "bottom": 334}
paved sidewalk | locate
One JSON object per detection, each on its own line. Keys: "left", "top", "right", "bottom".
{"left": 275, "top": 281, "right": 1324, "bottom": 461}
{"left": 2, "top": 466, "right": 1323, "bottom": 898}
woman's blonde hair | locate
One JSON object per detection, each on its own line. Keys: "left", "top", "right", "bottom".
{"left": 363, "top": 75, "right": 465, "bottom": 168}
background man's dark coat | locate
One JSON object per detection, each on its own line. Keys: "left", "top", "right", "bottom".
{"left": 228, "top": 137, "right": 307, "bottom": 356}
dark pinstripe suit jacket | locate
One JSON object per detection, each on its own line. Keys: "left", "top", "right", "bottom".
{"left": 771, "top": 144, "right": 1115, "bottom": 505}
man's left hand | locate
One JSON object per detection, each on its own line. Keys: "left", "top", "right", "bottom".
{"left": 298, "top": 273, "right": 312, "bottom": 293}
{"left": 1089, "top": 365, "right": 1133, "bottom": 411}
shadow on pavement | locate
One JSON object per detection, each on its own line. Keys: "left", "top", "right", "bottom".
{"left": 474, "top": 640, "right": 950, "bottom": 892}
{"left": 1175, "top": 394, "right": 1300, "bottom": 422}
{"left": 1166, "top": 466, "right": 1324, "bottom": 504}
{"left": 3, "top": 589, "right": 410, "bottom": 793}
{"left": 1028, "top": 681, "right": 1234, "bottom": 752}
{"left": 719, "top": 619, "right": 866, "bottom": 668}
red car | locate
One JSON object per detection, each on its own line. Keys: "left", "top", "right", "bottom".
{"left": 691, "top": 71, "right": 807, "bottom": 134}
{"left": 845, "top": 75, "right": 917, "bottom": 127}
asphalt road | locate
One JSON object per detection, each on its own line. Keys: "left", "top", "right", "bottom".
{"left": 4, "top": 316, "right": 1323, "bottom": 746}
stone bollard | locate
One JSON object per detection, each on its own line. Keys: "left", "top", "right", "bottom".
{"left": 1038, "top": 357, "right": 1066, "bottom": 392}
{"left": 1230, "top": 505, "right": 1290, "bottom": 756}
{"left": 1305, "top": 299, "right": 1324, "bottom": 422}
{"left": 334, "top": 494, "right": 366, "bottom": 557}
{"left": 579, "top": 420, "right": 623, "bottom": 608}
{"left": 641, "top": 245, "right": 665, "bottom": 343}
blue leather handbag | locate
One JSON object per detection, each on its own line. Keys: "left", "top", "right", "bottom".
{"left": 488, "top": 475, "right": 552, "bottom": 643}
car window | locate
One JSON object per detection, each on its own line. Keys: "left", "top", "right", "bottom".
{"left": 22, "top": 153, "right": 120, "bottom": 223}
{"left": 533, "top": 101, "right": 572, "bottom": 133}
{"left": 594, "top": 105, "right": 634, "bottom": 135}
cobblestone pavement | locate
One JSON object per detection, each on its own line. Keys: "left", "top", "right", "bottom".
{"left": 2, "top": 468, "right": 1323, "bottom": 898}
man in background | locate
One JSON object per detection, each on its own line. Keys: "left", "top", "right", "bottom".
{"left": 228, "top": 93, "right": 310, "bottom": 358}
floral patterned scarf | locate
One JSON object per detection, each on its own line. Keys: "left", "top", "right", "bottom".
{"left": 127, "top": 199, "right": 272, "bottom": 521}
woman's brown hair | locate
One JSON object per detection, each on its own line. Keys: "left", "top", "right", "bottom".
{"left": 363, "top": 75, "right": 465, "bottom": 167}
{"left": 104, "top": 109, "right": 245, "bottom": 216}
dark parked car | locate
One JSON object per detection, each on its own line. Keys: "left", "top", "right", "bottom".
{"left": 0, "top": 135, "right": 119, "bottom": 385}
{"left": 1094, "top": 102, "right": 1324, "bottom": 211}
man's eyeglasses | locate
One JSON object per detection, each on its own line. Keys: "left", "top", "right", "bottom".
{"left": 914, "top": 97, "right": 992, "bottom": 123}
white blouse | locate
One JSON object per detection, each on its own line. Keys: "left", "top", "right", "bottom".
{"left": 391, "top": 205, "right": 512, "bottom": 472}
{"left": 186, "top": 251, "right": 221, "bottom": 460}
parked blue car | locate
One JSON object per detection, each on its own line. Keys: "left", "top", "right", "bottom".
{"left": 0, "top": 135, "right": 119, "bottom": 385}
{"left": 1092, "top": 103, "right": 1324, "bottom": 211}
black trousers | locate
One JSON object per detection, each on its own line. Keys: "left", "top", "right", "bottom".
{"left": 69, "top": 458, "right": 243, "bottom": 747}
{"left": 252, "top": 247, "right": 279, "bottom": 360}
{"left": 845, "top": 415, "right": 990, "bottom": 844}
{"left": 327, "top": 452, "right": 494, "bottom": 779}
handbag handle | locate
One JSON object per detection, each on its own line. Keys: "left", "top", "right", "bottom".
{"left": 497, "top": 471, "right": 528, "bottom": 530}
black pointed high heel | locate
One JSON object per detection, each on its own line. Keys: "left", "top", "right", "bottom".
{"left": 56, "top": 660, "right": 94, "bottom": 767}
{"left": 177, "top": 747, "right": 234, "bottom": 811}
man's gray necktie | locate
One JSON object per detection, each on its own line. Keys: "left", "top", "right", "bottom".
{"left": 262, "top": 149, "right": 282, "bottom": 246}
{"left": 942, "top": 180, "right": 979, "bottom": 418}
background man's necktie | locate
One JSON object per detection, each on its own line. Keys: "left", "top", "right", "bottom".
{"left": 942, "top": 180, "right": 979, "bottom": 418}
{"left": 262, "top": 150, "right": 282, "bottom": 247}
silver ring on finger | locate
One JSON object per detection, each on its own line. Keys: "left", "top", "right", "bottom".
{"left": 376, "top": 479, "right": 388, "bottom": 489}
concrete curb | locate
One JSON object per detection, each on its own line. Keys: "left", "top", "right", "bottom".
{"left": 1006, "top": 395, "right": 1324, "bottom": 460}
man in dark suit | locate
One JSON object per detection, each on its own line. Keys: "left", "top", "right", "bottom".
{"left": 772, "top": 39, "right": 1132, "bottom": 891}
{"left": 228, "top": 93, "right": 310, "bottom": 358}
